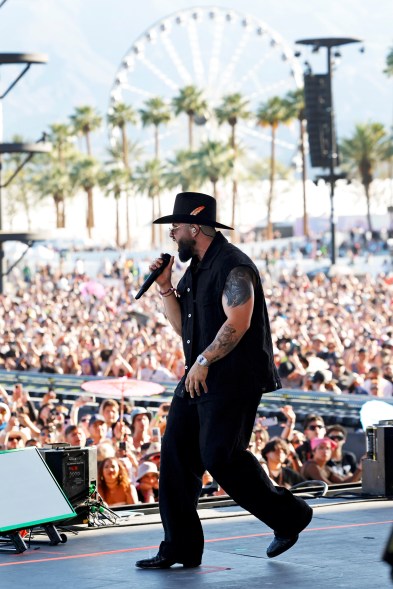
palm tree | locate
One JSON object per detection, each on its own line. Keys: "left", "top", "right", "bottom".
{"left": 383, "top": 47, "right": 393, "bottom": 189}
{"left": 69, "top": 105, "right": 102, "bottom": 156}
{"left": 172, "top": 85, "right": 207, "bottom": 150}
{"left": 139, "top": 97, "right": 171, "bottom": 159}
{"left": 48, "top": 123, "right": 74, "bottom": 164}
{"left": 33, "top": 123, "right": 77, "bottom": 228}
{"left": 256, "top": 96, "right": 293, "bottom": 239}
{"left": 285, "top": 88, "right": 309, "bottom": 237}
{"left": 69, "top": 106, "right": 102, "bottom": 231}
{"left": 192, "top": 140, "right": 234, "bottom": 200}
{"left": 99, "top": 166, "right": 131, "bottom": 247}
{"left": 70, "top": 155, "right": 102, "bottom": 238}
{"left": 384, "top": 46, "right": 393, "bottom": 77}
{"left": 133, "top": 159, "right": 167, "bottom": 248}
{"left": 340, "top": 123, "right": 389, "bottom": 232}
{"left": 165, "top": 149, "right": 197, "bottom": 192}
{"left": 34, "top": 160, "right": 74, "bottom": 228}
{"left": 215, "top": 93, "right": 251, "bottom": 235}
{"left": 107, "top": 139, "right": 143, "bottom": 247}
{"left": 107, "top": 102, "right": 138, "bottom": 246}
{"left": 2, "top": 134, "right": 35, "bottom": 230}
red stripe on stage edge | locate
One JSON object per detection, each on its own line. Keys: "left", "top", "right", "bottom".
{"left": 0, "top": 545, "right": 159, "bottom": 567}
{"left": 1, "top": 520, "right": 393, "bottom": 567}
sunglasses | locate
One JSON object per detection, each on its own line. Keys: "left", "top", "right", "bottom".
{"left": 9, "top": 437, "right": 22, "bottom": 441}
{"left": 307, "top": 424, "right": 324, "bottom": 431}
{"left": 329, "top": 435, "right": 344, "bottom": 441}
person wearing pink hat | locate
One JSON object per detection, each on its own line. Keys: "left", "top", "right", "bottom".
{"left": 301, "top": 437, "right": 362, "bottom": 485}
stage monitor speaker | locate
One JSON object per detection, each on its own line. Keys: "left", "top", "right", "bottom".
{"left": 39, "top": 446, "right": 97, "bottom": 507}
{"left": 304, "top": 73, "right": 338, "bottom": 169}
{"left": 362, "top": 422, "right": 393, "bottom": 497}
{"left": 0, "top": 448, "right": 75, "bottom": 534}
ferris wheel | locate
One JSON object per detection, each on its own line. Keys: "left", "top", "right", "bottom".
{"left": 108, "top": 6, "right": 303, "bottom": 158}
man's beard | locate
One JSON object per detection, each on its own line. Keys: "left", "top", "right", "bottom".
{"left": 178, "top": 237, "right": 196, "bottom": 262}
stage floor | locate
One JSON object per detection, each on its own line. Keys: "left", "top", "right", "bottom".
{"left": 1, "top": 496, "right": 392, "bottom": 588}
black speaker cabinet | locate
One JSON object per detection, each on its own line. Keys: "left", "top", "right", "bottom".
{"left": 39, "top": 446, "right": 97, "bottom": 507}
{"left": 362, "top": 424, "right": 393, "bottom": 497}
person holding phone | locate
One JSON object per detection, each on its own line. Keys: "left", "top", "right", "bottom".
{"left": 135, "top": 192, "right": 313, "bottom": 570}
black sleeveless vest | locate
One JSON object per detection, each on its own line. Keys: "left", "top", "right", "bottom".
{"left": 174, "top": 232, "right": 281, "bottom": 401}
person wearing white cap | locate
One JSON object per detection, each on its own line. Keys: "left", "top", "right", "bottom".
{"left": 136, "top": 461, "right": 159, "bottom": 504}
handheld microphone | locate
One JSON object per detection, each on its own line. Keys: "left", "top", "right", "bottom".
{"left": 134, "top": 253, "right": 171, "bottom": 299}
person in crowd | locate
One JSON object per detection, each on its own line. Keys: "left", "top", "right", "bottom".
{"left": 301, "top": 437, "right": 362, "bottom": 484}
{"left": 99, "top": 399, "right": 120, "bottom": 433}
{"left": 341, "top": 373, "right": 369, "bottom": 395}
{"left": 149, "top": 402, "right": 171, "bottom": 437}
{"left": 97, "top": 456, "right": 138, "bottom": 506}
{"left": 3, "top": 429, "right": 28, "bottom": 450}
{"left": 78, "top": 413, "right": 92, "bottom": 437}
{"left": 0, "top": 402, "right": 11, "bottom": 435}
{"left": 326, "top": 424, "right": 359, "bottom": 475}
{"left": 37, "top": 402, "right": 56, "bottom": 428}
{"left": 136, "top": 461, "right": 159, "bottom": 504}
{"left": 130, "top": 407, "right": 152, "bottom": 455}
{"left": 350, "top": 348, "right": 371, "bottom": 376}
{"left": 249, "top": 426, "right": 270, "bottom": 462}
{"left": 290, "top": 430, "right": 306, "bottom": 450}
{"left": 363, "top": 366, "right": 393, "bottom": 397}
{"left": 86, "top": 414, "right": 107, "bottom": 446}
{"left": 39, "top": 424, "right": 57, "bottom": 445}
{"left": 111, "top": 416, "right": 132, "bottom": 445}
{"left": 135, "top": 192, "right": 312, "bottom": 570}
{"left": 140, "top": 351, "right": 177, "bottom": 382}
{"left": 278, "top": 355, "right": 307, "bottom": 390}
{"left": 296, "top": 414, "right": 326, "bottom": 463}
{"left": 96, "top": 439, "right": 116, "bottom": 463}
{"left": 141, "top": 441, "right": 161, "bottom": 470}
{"left": 64, "top": 424, "right": 86, "bottom": 447}
{"left": 261, "top": 438, "right": 305, "bottom": 489}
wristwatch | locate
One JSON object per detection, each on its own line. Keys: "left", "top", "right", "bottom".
{"left": 196, "top": 354, "right": 210, "bottom": 367}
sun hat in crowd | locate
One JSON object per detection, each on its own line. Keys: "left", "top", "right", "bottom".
{"left": 130, "top": 407, "right": 152, "bottom": 425}
{"left": 0, "top": 402, "right": 11, "bottom": 421}
{"left": 143, "top": 442, "right": 161, "bottom": 459}
{"left": 136, "top": 461, "right": 159, "bottom": 482}
{"left": 153, "top": 192, "right": 233, "bottom": 230}
{"left": 89, "top": 414, "right": 106, "bottom": 426}
{"left": 4, "top": 429, "right": 29, "bottom": 445}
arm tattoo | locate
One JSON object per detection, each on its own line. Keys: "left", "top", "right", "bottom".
{"left": 223, "top": 266, "right": 254, "bottom": 307}
{"left": 205, "top": 323, "right": 238, "bottom": 362}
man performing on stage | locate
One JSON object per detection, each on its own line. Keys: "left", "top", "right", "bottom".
{"left": 135, "top": 192, "right": 313, "bottom": 569}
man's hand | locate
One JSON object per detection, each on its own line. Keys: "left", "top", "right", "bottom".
{"left": 148, "top": 254, "right": 174, "bottom": 289}
{"left": 185, "top": 363, "right": 208, "bottom": 398}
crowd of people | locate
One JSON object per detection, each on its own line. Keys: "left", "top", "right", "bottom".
{"left": 0, "top": 378, "right": 364, "bottom": 504}
{"left": 0, "top": 239, "right": 391, "bottom": 506}
{"left": 0, "top": 254, "right": 391, "bottom": 396}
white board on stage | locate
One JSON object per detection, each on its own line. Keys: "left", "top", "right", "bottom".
{"left": 0, "top": 447, "right": 75, "bottom": 533}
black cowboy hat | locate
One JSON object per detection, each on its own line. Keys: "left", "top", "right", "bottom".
{"left": 153, "top": 192, "right": 233, "bottom": 230}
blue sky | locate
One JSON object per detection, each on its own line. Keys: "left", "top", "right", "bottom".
{"left": 0, "top": 0, "right": 392, "bottom": 161}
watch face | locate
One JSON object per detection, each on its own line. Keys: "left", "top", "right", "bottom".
{"left": 197, "top": 355, "right": 208, "bottom": 366}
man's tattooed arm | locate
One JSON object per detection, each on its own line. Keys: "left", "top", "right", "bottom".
{"left": 203, "top": 267, "right": 255, "bottom": 363}
{"left": 223, "top": 266, "right": 255, "bottom": 307}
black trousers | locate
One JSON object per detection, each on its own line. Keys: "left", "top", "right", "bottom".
{"left": 158, "top": 392, "right": 311, "bottom": 562}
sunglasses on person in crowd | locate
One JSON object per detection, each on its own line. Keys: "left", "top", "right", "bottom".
{"left": 9, "top": 436, "right": 22, "bottom": 441}
{"left": 307, "top": 424, "right": 324, "bottom": 431}
{"left": 328, "top": 435, "right": 345, "bottom": 441}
